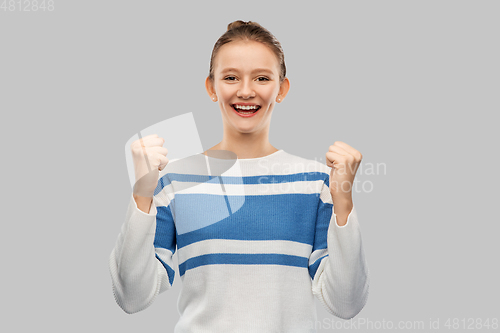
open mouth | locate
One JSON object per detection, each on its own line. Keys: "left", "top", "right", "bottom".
{"left": 231, "top": 104, "right": 261, "bottom": 115}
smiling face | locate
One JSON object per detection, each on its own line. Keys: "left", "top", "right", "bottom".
{"left": 206, "top": 40, "right": 289, "bottom": 135}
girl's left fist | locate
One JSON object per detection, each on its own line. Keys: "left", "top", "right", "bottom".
{"left": 325, "top": 141, "right": 363, "bottom": 199}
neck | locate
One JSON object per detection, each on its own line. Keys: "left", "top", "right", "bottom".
{"left": 207, "top": 131, "right": 278, "bottom": 159}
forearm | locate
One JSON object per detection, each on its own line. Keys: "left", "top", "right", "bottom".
{"left": 331, "top": 193, "right": 353, "bottom": 227}
{"left": 133, "top": 194, "right": 153, "bottom": 214}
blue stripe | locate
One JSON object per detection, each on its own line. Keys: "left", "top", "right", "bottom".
{"left": 153, "top": 204, "right": 177, "bottom": 253}
{"left": 153, "top": 203, "right": 177, "bottom": 286}
{"left": 179, "top": 253, "right": 309, "bottom": 277}
{"left": 312, "top": 199, "right": 333, "bottom": 252}
{"left": 175, "top": 193, "right": 319, "bottom": 249}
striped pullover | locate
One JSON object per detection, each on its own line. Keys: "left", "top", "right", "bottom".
{"left": 109, "top": 149, "right": 370, "bottom": 332}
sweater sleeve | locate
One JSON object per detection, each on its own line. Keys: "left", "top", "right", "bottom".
{"left": 108, "top": 177, "right": 177, "bottom": 314}
{"left": 309, "top": 177, "right": 370, "bottom": 319}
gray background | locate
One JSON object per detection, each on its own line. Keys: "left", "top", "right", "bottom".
{"left": 1, "top": 0, "right": 499, "bottom": 332}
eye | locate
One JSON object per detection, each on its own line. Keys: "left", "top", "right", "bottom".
{"left": 257, "top": 77, "right": 270, "bottom": 82}
{"left": 224, "top": 76, "right": 236, "bottom": 81}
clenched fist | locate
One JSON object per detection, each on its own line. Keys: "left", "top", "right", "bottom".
{"left": 325, "top": 141, "right": 362, "bottom": 202}
{"left": 131, "top": 134, "right": 169, "bottom": 198}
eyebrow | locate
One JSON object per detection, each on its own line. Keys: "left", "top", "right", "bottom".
{"left": 220, "top": 68, "right": 274, "bottom": 75}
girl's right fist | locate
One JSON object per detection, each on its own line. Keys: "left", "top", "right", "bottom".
{"left": 131, "top": 134, "right": 169, "bottom": 198}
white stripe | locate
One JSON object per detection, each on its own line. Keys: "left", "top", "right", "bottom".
{"left": 224, "top": 154, "right": 330, "bottom": 176}
{"left": 169, "top": 179, "right": 325, "bottom": 196}
{"left": 177, "top": 239, "right": 312, "bottom": 266}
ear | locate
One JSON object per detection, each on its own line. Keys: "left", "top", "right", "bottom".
{"left": 277, "top": 77, "right": 290, "bottom": 102}
{"left": 205, "top": 76, "right": 216, "bottom": 100}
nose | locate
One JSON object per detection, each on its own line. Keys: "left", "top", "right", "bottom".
{"left": 236, "top": 80, "right": 255, "bottom": 99}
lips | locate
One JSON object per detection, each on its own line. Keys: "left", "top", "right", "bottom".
{"left": 231, "top": 104, "right": 260, "bottom": 117}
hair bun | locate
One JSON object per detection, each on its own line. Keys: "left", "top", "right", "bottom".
{"left": 227, "top": 20, "right": 261, "bottom": 31}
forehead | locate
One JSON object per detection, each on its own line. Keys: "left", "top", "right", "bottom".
{"left": 215, "top": 40, "right": 279, "bottom": 74}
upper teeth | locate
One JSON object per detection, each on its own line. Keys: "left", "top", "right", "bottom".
{"left": 234, "top": 105, "right": 258, "bottom": 110}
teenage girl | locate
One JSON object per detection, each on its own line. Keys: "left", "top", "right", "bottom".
{"left": 111, "top": 20, "right": 369, "bottom": 332}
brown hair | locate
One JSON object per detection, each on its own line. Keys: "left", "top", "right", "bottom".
{"left": 208, "top": 20, "right": 286, "bottom": 84}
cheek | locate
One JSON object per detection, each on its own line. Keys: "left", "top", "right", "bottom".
{"left": 218, "top": 87, "right": 234, "bottom": 102}
{"left": 262, "top": 92, "right": 276, "bottom": 105}
{"left": 260, "top": 86, "right": 279, "bottom": 102}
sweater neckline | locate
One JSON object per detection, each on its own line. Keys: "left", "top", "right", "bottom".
{"left": 203, "top": 149, "right": 285, "bottom": 162}
{"left": 237, "top": 149, "right": 284, "bottom": 161}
